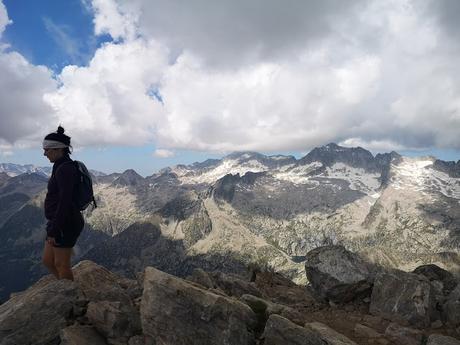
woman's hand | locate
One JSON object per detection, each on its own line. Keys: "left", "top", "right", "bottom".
{"left": 46, "top": 236, "right": 56, "bottom": 245}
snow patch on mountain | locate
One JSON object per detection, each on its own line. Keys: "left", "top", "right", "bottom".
{"left": 274, "top": 162, "right": 322, "bottom": 184}
{"left": 178, "top": 159, "right": 269, "bottom": 184}
{"left": 319, "top": 163, "right": 381, "bottom": 194}
{"left": 428, "top": 169, "right": 460, "bottom": 199}
{"left": 270, "top": 155, "right": 293, "bottom": 161}
{"left": 391, "top": 157, "right": 460, "bottom": 199}
{"left": 0, "top": 163, "right": 51, "bottom": 177}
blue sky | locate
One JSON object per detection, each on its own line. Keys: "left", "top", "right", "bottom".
{"left": 0, "top": 0, "right": 459, "bottom": 176}
{"left": 3, "top": 0, "right": 103, "bottom": 69}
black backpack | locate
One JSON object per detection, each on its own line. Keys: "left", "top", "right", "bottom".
{"left": 72, "top": 160, "right": 97, "bottom": 211}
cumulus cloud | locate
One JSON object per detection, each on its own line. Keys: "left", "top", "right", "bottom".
{"left": 153, "top": 149, "right": 175, "bottom": 158}
{"left": 128, "top": 0, "right": 367, "bottom": 68}
{"left": 88, "top": 0, "right": 139, "bottom": 41}
{"left": 0, "top": 51, "right": 57, "bottom": 144}
{"left": 44, "top": 38, "right": 168, "bottom": 146}
{"left": 0, "top": 0, "right": 10, "bottom": 36}
{"left": 46, "top": 0, "right": 456, "bottom": 152}
{"left": 0, "top": 1, "right": 57, "bottom": 147}
{"left": 2, "top": 0, "right": 460, "bottom": 153}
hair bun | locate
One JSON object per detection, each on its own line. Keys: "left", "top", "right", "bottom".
{"left": 57, "top": 126, "right": 65, "bottom": 135}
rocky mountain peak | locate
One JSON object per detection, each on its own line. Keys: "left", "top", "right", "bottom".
{"left": 0, "top": 172, "right": 48, "bottom": 196}
{"left": 112, "top": 169, "right": 144, "bottom": 187}
{"left": 224, "top": 151, "right": 296, "bottom": 171}
{"left": 224, "top": 151, "right": 265, "bottom": 161}
{"left": 0, "top": 163, "right": 51, "bottom": 177}
{"left": 213, "top": 171, "right": 265, "bottom": 202}
{"left": 375, "top": 151, "right": 402, "bottom": 164}
{"left": 300, "top": 143, "right": 378, "bottom": 172}
{"left": 433, "top": 159, "right": 460, "bottom": 178}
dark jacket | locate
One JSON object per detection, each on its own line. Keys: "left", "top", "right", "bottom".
{"left": 44, "top": 155, "right": 83, "bottom": 238}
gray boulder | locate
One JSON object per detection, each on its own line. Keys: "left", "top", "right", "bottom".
{"left": 427, "top": 334, "right": 460, "bottom": 345}
{"left": 353, "top": 323, "right": 382, "bottom": 339}
{"left": 73, "top": 260, "right": 131, "bottom": 304}
{"left": 60, "top": 324, "right": 107, "bottom": 345}
{"left": 262, "top": 314, "right": 324, "bottom": 345}
{"left": 128, "top": 336, "right": 145, "bottom": 345}
{"left": 413, "top": 264, "right": 458, "bottom": 296}
{"left": 370, "top": 270, "right": 439, "bottom": 328}
{"left": 305, "top": 245, "right": 373, "bottom": 302}
{"left": 241, "top": 294, "right": 304, "bottom": 326}
{"left": 0, "top": 278, "right": 83, "bottom": 345}
{"left": 86, "top": 300, "right": 141, "bottom": 341}
{"left": 140, "top": 266, "right": 258, "bottom": 345}
{"left": 305, "top": 322, "right": 359, "bottom": 345}
{"left": 384, "top": 322, "right": 424, "bottom": 345}
{"left": 443, "top": 284, "right": 460, "bottom": 327}
{"left": 188, "top": 268, "right": 215, "bottom": 289}
{"left": 210, "top": 271, "right": 262, "bottom": 297}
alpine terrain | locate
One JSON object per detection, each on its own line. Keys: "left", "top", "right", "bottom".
{"left": 0, "top": 143, "right": 459, "bottom": 302}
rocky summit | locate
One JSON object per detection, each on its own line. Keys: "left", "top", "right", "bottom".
{"left": 0, "top": 143, "right": 459, "bottom": 304}
{"left": 1, "top": 246, "right": 460, "bottom": 345}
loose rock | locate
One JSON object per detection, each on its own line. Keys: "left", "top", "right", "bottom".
{"left": 86, "top": 300, "right": 141, "bottom": 340}
{"left": 413, "top": 265, "right": 458, "bottom": 296}
{"left": 384, "top": 322, "right": 424, "bottom": 345}
{"left": 73, "top": 260, "right": 131, "bottom": 305}
{"left": 210, "top": 271, "right": 262, "bottom": 297}
{"left": 241, "top": 294, "right": 304, "bottom": 326}
{"left": 0, "top": 279, "right": 82, "bottom": 345}
{"left": 370, "top": 270, "right": 438, "bottom": 328}
{"left": 354, "top": 323, "right": 382, "bottom": 339}
{"left": 444, "top": 285, "right": 460, "bottom": 327}
{"left": 187, "top": 268, "right": 215, "bottom": 289}
{"left": 306, "top": 321, "right": 359, "bottom": 345}
{"left": 427, "top": 334, "right": 460, "bottom": 345}
{"left": 141, "top": 266, "right": 258, "bottom": 345}
{"left": 60, "top": 324, "right": 107, "bottom": 345}
{"left": 262, "top": 314, "right": 324, "bottom": 345}
{"left": 305, "top": 245, "right": 373, "bottom": 303}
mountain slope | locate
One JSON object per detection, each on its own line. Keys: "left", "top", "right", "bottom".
{"left": 0, "top": 143, "right": 458, "bottom": 301}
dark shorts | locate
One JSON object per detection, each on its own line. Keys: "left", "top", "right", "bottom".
{"left": 52, "top": 229, "right": 82, "bottom": 248}
{"left": 46, "top": 214, "right": 84, "bottom": 248}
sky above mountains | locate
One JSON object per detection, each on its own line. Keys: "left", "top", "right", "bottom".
{"left": 0, "top": 0, "right": 459, "bottom": 175}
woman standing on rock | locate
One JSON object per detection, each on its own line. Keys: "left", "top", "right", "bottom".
{"left": 42, "top": 126, "right": 84, "bottom": 280}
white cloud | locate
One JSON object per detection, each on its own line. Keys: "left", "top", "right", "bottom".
{"left": 45, "top": 0, "right": 453, "bottom": 153}
{"left": 0, "top": 1, "right": 57, "bottom": 148}
{"left": 0, "top": 142, "right": 13, "bottom": 157}
{"left": 43, "top": 38, "right": 168, "bottom": 146}
{"left": 155, "top": 52, "right": 382, "bottom": 151}
{"left": 0, "top": 0, "right": 11, "bottom": 37}
{"left": 153, "top": 149, "right": 174, "bottom": 158}
{"left": 0, "top": 50, "right": 57, "bottom": 144}
{"left": 340, "top": 138, "right": 406, "bottom": 153}
{"left": 1, "top": 0, "right": 460, "bottom": 155}
{"left": 118, "top": 0, "right": 367, "bottom": 68}
{"left": 0, "top": 150, "right": 12, "bottom": 157}
{"left": 89, "top": 0, "right": 139, "bottom": 41}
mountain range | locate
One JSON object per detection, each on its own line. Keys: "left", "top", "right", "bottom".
{"left": 0, "top": 143, "right": 459, "bottom": 302}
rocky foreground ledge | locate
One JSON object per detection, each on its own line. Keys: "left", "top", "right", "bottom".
{"left": 1, "top": 246, "right": 460, "bottom": 345}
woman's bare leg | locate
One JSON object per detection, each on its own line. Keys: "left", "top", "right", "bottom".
{"left": 42, "top": 241, "right": 59, "bottom": 278}
{"left": 53, "top": 247, "right": 74, "bottom": 281}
